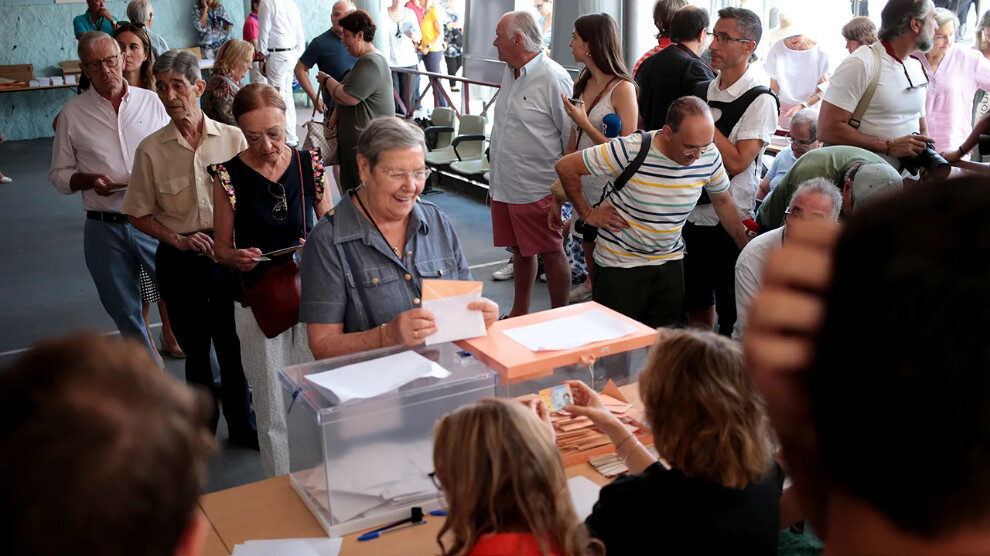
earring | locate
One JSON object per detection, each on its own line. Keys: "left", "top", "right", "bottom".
{"left": 586, "top": 51, "right": 591, "bottom": 57}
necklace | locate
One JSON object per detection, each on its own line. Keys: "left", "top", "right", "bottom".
{"left": 353, "top": 191, "right": 402, "bottom": 258}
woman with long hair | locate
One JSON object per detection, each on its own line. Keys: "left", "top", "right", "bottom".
{"left": 432, "top": 398, "right": 592, "bottom": 556}
{"left": 113, "top": 22, "right": 184, "bottom": 362}
{"left": 568, "top": 328, "right": 781, "bottom": 555}
{"left": 554, "top": 13, "right": 637, "bottom": 304}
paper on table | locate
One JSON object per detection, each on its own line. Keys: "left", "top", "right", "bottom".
{"left": 304, "top": 351, "right": 451, "bottom": 405}
{"left": 230, "top": 538, "right": 342, "bottom": 556}
{"left": 567, "top": 475, "right": 602, "bottom": 521}
{"left": 502, "top": 308, "right": 639, "bottom": 351}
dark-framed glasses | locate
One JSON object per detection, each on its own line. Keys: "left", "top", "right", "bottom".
{"left": 268, "top": 182, "right": 288, "bottom": 221}
{"left": 706, "top": 31, "right": 754, "bottom": 45}
{"left": 82, "top": 53, "right": 122, "bottom": 73}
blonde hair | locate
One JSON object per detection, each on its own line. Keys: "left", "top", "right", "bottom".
{"left": 212, "top": 39, "right": 253, "bottom": 78}
{"left": 433, "top": 399, "right": 590, "bottom": 556}
{"left": 640, "top": 328, "right": 772, "bottom": 488}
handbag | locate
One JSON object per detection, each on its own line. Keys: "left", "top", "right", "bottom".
{"left": 241, "top": 149, "right": 307, "bottom": 339}
{"left": 302, "top": 84, "right": 340, "bottom": 165}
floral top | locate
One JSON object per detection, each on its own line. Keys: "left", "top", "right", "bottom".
{"left": 444, "top": 5, "right": 462, "bottom": 58}
{"left": 202, "top": 73, "right": 241, "bottom": 126}
{"left": 193, "top": 4, "right": 233, "bottom": 56}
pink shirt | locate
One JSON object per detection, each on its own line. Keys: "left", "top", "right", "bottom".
{"left": 243, "top": 12, "right": 259, "bottom": 41}
{"left": 919, "top": 45, "right": 990, "bottom": 152}
{"left": 49, "top": 84, "right": 170, "bottom": 213}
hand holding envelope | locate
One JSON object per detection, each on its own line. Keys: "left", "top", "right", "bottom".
{"left": 420, "top": 280, "right": 496, "bottom": 345}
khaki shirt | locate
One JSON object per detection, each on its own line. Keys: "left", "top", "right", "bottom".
{"left": 123, "top": 115, "right": 247, "bottom": 234}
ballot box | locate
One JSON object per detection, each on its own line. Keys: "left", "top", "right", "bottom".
{"left": 457, "top": 302, "right": 658, "bottom": 466}
{"left": 279, "top": 342, "right": 498, "bottom": 537}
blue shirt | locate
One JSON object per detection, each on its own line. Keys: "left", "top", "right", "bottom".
{"left": 73, "top": 11, "right": 115, "bottom": 37}
{"left": 299, "top": 29, "right": 357, "bottom": 81}
{"left": 764, "top": 146, "right": 797, "bottom": 193}
{"left": 300, "top": 194, "right": 471, "bottom": 333}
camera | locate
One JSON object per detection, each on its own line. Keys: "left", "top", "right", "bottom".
{"left": 899, "top": 138, "right": 951, "bottom": 181}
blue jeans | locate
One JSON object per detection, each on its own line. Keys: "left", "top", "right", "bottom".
{"left": 83, "top": 219, "right": 160, "bottom": 360}
{"left": 392, "top": 66, "right": 420, "bottom": 115}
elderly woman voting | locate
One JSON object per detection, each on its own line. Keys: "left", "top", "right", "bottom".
{"left": 301, "top": 117, "right": 498, "bottom": 360}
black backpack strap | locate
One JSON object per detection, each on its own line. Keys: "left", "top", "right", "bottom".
{"left": 612, "top": 130, "right": 653, "bottom": 194}
{"left": 708, "top": 86, "right": 781, "bottom": 138}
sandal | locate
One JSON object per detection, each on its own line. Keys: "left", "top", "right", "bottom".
{"left": 159, "top": 333, "right": 185, "bottom": 359}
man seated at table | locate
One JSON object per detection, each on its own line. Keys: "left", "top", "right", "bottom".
{"left": 74, "top": 0, "right": 118, "bottom": 39}
{"left": 757, "top": 109, "right": 821, "bottom": 202}
{"left": 755, "top": 145, "right": 903, "bottom": 231}
{"left": 734, "top": 178, "right": 841, "bottom": 341}
{"left": 0, "top": 333, "right": 215, "bottom": 556}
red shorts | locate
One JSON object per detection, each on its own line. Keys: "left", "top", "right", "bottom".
{"left": 491, "top": 195, "right": 564, "bottom": 258}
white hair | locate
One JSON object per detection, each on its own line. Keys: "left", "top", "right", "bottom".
{"left": 505, "top": 11, "right": 544, "bottom": 54}
{"left": 790, "top": 177, "right": 842, "bottom": 221}
{"left": 127, "top": 0, "right": 153, "bottom": 24}
{"left": 933, "top": 6, "right": 959, "bottom": 28}
{"left": 77, "top": 31, "right": 119, "bottom": 61}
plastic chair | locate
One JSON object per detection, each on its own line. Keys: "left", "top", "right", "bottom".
{"left": 424, "top": 108, "right": 459, "bottom": 166}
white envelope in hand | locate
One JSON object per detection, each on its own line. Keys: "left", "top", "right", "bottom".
{"left": 421, "top": 279, "right": 486, "bottom": 345}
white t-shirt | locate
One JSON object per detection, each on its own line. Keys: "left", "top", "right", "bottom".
{"left": 764, "top": 40, "right": 831, "bottom": 108}
{"left": 381, "top": 7, "right": 421, "bottom": 67}
{"left": 690, "top": 64, "right": 777, "bottom": 226}
{"left": 733, "top": 226, "right": 784, "bottom": 340}
{"left": 823, "top": 41, "right": 927, "bottom": 166}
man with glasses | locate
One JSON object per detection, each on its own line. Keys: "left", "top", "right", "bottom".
{"left": 733, "top": 178, "right": 841, "bottom": 340}
{"left": 755, "top": 145, "right": 904, "bottom": 231}
{"left": 49, "top": 31, "right": 169, "bottom": 362}
{"left": 819, "top": 0, "right": 937, "bottom": 169}
{"left": 757, "top": 108, "right": 821, "bottom": 203}
{"left": 684, "top": 7, "right": 778, "bottom": 336}
{"left": 555, "top": 96, "right": 748, "bottom": 328}
{"left": 122, "top": 49, "right": 256, "bottom": 447}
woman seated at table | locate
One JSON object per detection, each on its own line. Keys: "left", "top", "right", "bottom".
{"left": 433, "top": 398, "right": 594, "bottom": 556}
{"left": 567, "top": 328, "right": 782, "bottom": 555}
{"left": 300, "top": 117, "right": 498, "bottom": 359}
{"left": 210, "top": 82, "right": 331, "bottom": 477}
{"left": 202, "top": 38, "right": 254, "bottom": 125}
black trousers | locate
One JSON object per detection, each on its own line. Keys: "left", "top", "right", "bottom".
{"left": 156, "top": 241, "right": 253, "bottom": 437}
{"left": 593, "top": 259, "right": 684, "bottom": 329}
{"left": 682, "top": 222, "right": 740, "bottom": 337}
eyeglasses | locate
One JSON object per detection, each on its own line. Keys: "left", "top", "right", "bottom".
{"left": 381, "top": 168, "right": 432, "bottom": 183}
{"left": 784, "top": 206, "right": 829, "bottom": 220}
{"left": 682, "top": 144, "right": 716, "bottom": 157}
{"left": 786, "top": 133, "right": 818, "bottom": 147}
{"left": 396, "top": 21, "right": 402, "bottom": 38}
{"left": 534, "top": 2, "right": 547, "bottom": 9}
{"left": 706, "top": 31, "right": 754, "bottom": 45}
{"left": 429, "top": 471, "right": 441, "bottom": 490}
{"left": 81, "top": 53, "right": 121, "bottom": 73}
{"left": 268, "top": 182, "right": 288, "bottom": 221}
{"left": 900, "top": 58, "right": 930, "bottom": 89}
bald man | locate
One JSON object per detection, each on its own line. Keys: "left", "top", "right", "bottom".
{"left": 295, "top": 0, "right": 358, "bottom": 114}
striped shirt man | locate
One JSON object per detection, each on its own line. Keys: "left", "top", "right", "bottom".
{"left": 583, "top": 131, "right": 730, "bottom": 269}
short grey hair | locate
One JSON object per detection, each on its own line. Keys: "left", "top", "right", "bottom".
{"left": 789, "top": 109, "right": 818, "bottom": 141}
{"left": 153, "top": 49, "right": 202, "bottom": 84}
{"left": 717, "top": 7, "right": 763, "bottom": 47}
{"left": 879, "top": 0, "right": 934, "bottom": 42}
{"left": 505, "top": 11, "right": 544, "bottom": 54}
{"left": 127, "top": 0, "right": 153, "bottom": 24}
{"left": 77, "top": 31, "right": 119, "bottom": 61}
{"left": 356, "top": 117, "right": 427, "bottom": 169}
{"left": 790, "top": 177, "right": 842, "bottom": 221}
{"left": 933, "top": 6, "right": 959, "bottom": 28}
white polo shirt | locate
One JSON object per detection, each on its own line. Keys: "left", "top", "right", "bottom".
{"left": 824, "top": 41, "right": 927, "bottom": 167}
{"left": 690, "top": 64, "right": 777, "bottom": 226}
{"left": 489, "top": 51, "right": 573, "bottom": 204}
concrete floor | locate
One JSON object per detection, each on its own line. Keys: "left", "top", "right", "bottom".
{"left": 0, "top": 105, "right": 555, "bottom": 492}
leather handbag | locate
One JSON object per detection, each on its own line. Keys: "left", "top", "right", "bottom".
{"left": 302, "top": 85, "right": 340, "bottom": 165}
{"left": 241, "top": 149, "right": 307, "bottom": 339}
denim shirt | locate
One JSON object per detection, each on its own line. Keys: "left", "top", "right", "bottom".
{"left": 299, "top": 194, "right": 471, "bottom": 333}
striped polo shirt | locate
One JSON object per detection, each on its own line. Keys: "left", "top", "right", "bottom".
{"left": 583, "top": 132, "right": 729, "bottom": 269}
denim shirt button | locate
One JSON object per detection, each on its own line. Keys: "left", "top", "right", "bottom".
{"left": 371, "top": 277, "right": 379, "bottom": 285}
{"left": 413, "top": 297, "right": 421, "bottom": 305}
{"left": 404, "top": 273, "right": 412, "bottom": 281}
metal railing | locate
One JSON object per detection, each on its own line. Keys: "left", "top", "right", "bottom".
{"left": 388, "top": 66, "right": 500, "bottom": 120}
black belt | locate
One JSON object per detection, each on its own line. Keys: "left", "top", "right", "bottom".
{"left": 87, "top": 211, "right": 129, "bottom": 223}
{"left": 268, "top": 47, "right": 293, "bottom": 52}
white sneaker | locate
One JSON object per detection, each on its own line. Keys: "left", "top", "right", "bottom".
{"left": 538, "top": 273, "right": 547, "bottom": 282}
{"left": 491, "top": 262, "right": 514, "bottom": 281}
{"left": 0, "top": 177, "right": 11, "bottom": 184}
{"left": 568, "top": 282, "right": 593, "bottom": 303}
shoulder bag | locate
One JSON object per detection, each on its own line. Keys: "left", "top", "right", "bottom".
{"left": 302, "top": 84, "right": 340, "bottom": 165}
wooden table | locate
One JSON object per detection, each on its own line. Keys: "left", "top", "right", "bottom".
{"left": 199, "top": 383, "right": 643, "bottom": 554}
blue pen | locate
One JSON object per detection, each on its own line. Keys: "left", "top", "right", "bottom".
{"left": 429, "top": 510, "right": 448, "bottom": 516}
{"left": 356, "top": 507, "right": 425, "bottom": 542}
{"left": 357, "top": 520, "right": 425, "bottom": 541}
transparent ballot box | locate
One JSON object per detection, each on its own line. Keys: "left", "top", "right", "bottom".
{"left": 279, "top": 342, "right": 497, "bottom": 537}
{"left": 456, "top": 302, "right": 656, "bottom": 398}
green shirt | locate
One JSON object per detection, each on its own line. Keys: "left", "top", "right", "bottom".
{"left": 756, "top": 146, "right": 887, "bottom": 231}
{"left": 337, "top": 52, "right": 395, "bottom": 191}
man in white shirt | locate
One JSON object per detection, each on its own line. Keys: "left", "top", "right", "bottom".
{"left": 49, "top": 31, "right": 170, "bottom": 361}
{"left": 684, "top": 7, "right": 778, "bottom": 336}
{"left": 733, "top": 177, "right": 841, "bottom": 340}
{"left": 489, "top": 11, "right": 573, "bottom": 316}
{"left": 819, "top": 0, "right": 936, "bottom": 169}
{"left": 258, "top": 0, "right": 306, "bottom": 146}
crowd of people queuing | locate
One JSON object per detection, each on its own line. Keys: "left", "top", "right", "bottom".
{"left": 4, "top": 0, "right": 990, "bottom": 554}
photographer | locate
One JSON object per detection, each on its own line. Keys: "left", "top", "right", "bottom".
{"left": 819, "top": 0, "right": 936, "bottom": 170}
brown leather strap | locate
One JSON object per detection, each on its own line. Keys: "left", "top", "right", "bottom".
{"left": 295, "top": 148, "right": 306, "bottom": 240}
{"left": 575, "top": 77, "right": 620, "bottom": 147}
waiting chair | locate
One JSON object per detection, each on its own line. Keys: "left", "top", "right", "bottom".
{"left": 423, "top": 108, "right": 458, "bottom": 166}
